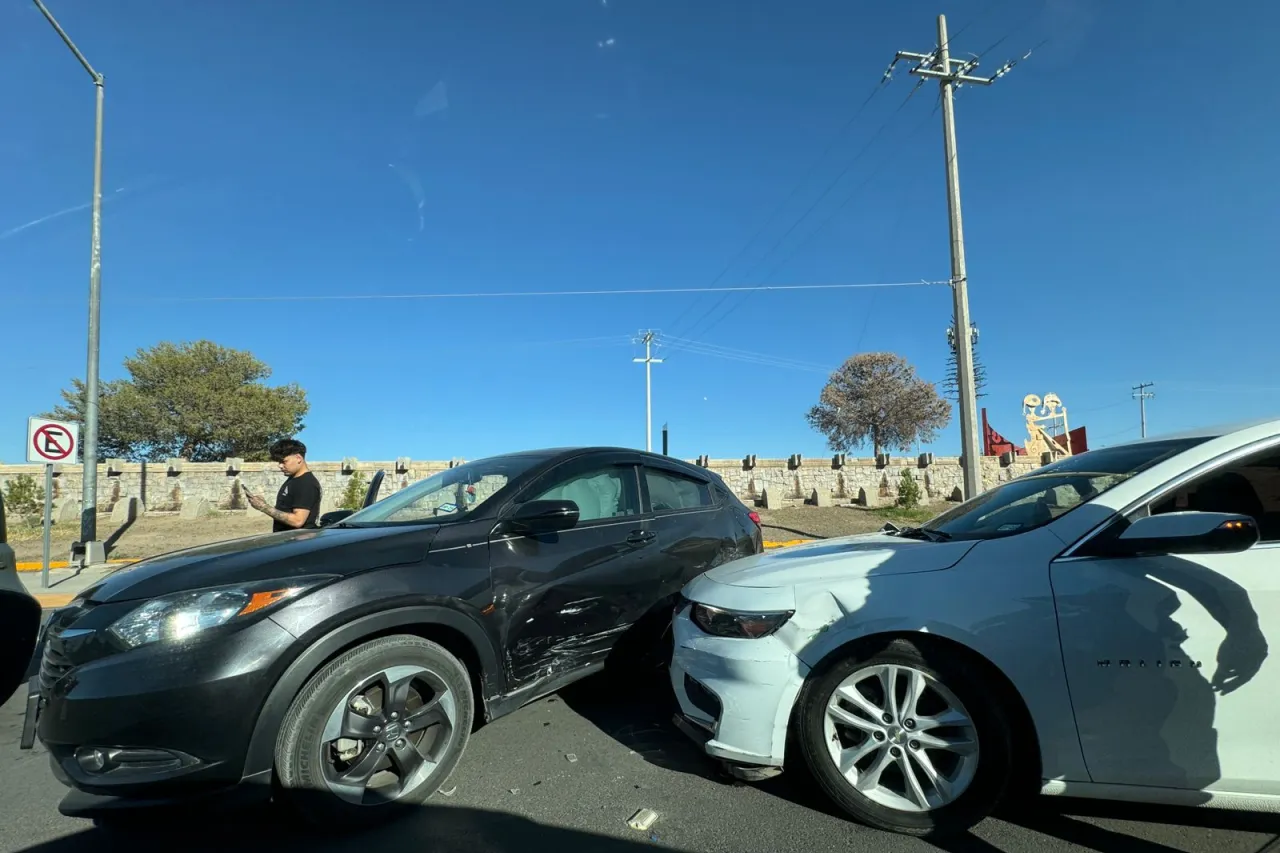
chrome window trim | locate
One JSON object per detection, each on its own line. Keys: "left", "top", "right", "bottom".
{"left": 1055, "top": 435, "right": 1280, "bottom": 561}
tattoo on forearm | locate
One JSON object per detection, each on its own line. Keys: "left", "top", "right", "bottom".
{"left": 264, "top": 505, "right": 291, "bottom": 524}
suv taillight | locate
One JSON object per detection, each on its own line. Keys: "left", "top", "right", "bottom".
{"left": 748, "top": 511, "right": 761, "bottom": 527}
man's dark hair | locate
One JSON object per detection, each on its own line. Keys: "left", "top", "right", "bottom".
{"left": 269, "top": 438, "right": 307, "bottom": 462}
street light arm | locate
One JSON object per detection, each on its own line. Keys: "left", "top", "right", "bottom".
{"left": 31, "top": 0, "right": 101, "bottom": 81}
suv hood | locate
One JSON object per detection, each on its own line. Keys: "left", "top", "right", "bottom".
{"left": 83, "top": 525, "right": 440, "bottom": 604}
{"left": 685, "top": 531, "right": 977, "bottom": 610}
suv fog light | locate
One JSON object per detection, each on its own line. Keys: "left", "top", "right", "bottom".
{"left": 75, "top": 747, "right": 110, "bottom": 773}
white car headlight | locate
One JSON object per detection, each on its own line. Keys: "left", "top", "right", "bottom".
{"left": 690, "top": 603, "right": 794, "bottom": 639}
{"left": 107, "top": 576, "right": 334, "bottom": 649}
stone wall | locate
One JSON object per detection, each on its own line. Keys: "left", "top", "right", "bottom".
{"left": 0, "top": 452, "right": 1045, "bottom": 521}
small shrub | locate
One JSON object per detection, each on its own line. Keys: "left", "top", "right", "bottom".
{"left": 3, "top": 474, "right": 45, "bottom": 518}
{"left": 339, "top": 471, "right": 368, "bottom": 511}
{"left": 896, "top": 468, "right": 921, "bottom": 510}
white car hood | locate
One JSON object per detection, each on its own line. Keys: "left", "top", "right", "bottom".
{"left": 684, "top": 531, "right": 978, "bottom": 612}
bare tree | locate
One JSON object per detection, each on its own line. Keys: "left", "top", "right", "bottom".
{"left": 806, "top": 352, "right": 952, "bottom": 456}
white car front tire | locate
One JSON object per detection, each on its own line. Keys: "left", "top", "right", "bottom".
{"left": 795, "top": 638, "right": 1015, "bottom": 837}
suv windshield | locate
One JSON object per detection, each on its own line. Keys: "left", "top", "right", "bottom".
{"left": 917, "top": 437, "right": 1211, "bottom": 542}
{"left": 341, "top": 453, "right": 550, "bottom": 526}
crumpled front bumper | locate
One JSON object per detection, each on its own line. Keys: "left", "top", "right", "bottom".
{"left": 668, "top": 601, "right": 808, "bottom": 768}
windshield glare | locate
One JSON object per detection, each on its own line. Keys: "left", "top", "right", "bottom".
{"left": 343, "top": 454, "right": 548, "bottom": 525}
{"left": 919, "top": 437, "right": 1210, "bottom": 541}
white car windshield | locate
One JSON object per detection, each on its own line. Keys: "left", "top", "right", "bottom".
{"left": 341, "top": 453, "right": 551, "bottom": 526}
{"left": 916, "top": 437, "right": 1211, "bottom": 541}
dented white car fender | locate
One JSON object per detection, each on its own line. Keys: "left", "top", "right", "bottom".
{"left": 674, "top": 526, "right": 1090, "bottom": 781}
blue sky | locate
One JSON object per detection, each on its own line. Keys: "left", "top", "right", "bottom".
{"left": 2, "top": 0, "right": 1278, "bottom": 464}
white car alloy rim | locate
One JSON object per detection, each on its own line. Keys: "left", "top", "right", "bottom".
{"left": 822, "top": 663, "right": 980, "bottom": 813}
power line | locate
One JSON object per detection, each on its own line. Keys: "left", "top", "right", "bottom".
{"left": 663, "top": 77, "right": 893, "bottom": 341}
{"left": 667, "top": 0, "right": 1007, "bottom": 350}
{"left": 671, "top": 89, "right": 926, "bottom": 349}
{"left": 686, "top": 94, "right": 944, "bottom": 345}
{"left": 112, "top": 280, "right": 947, "bottom": 304}
{"left": 658, "top": 335, "right": 834, "bottom": 373}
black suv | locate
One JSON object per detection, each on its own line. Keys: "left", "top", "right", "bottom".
{"left": 23, "top": 447, "right": 762, "bottom": 827}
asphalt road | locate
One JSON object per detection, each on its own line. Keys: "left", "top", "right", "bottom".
{"left": 2, "top": 650, "right": 1277, "bottom": 853}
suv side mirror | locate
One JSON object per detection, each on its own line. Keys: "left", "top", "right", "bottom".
{"left": 1101, "top": 511, "right": 1258, "bottom": 557}
{"left": 499, "top": 499, "right": 579, "bottom": 536}
{"left": 319, "top": 509, "right": 355, "bottom": 528}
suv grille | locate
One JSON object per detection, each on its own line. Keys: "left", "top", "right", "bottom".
{"left": 38, "top": 601, "right": 95, "bottom": 693}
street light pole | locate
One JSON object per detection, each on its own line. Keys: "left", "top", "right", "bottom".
{"left": 32, "top": 0, "right": 106, "bottom": 560}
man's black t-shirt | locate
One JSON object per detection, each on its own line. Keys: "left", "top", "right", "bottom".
{"left": 274, "top": 471, "right": 322, "bottom": 532}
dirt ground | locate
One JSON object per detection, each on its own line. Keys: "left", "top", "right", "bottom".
{"left": 9, "top": 503, "right": 950, "bottom": 564}
{"left": 9, "top": 512, "right": 271, "bottom": 563}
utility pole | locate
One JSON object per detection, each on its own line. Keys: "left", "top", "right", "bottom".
{"left": 632, "top": 331, "right": 663, "bottom": 452}
{"left": 33, "top": 0, "right": 106, "bottom": 562}
{"left": 1132, "top": 382, "right": 1155, "bottom": 438}
{"left": 895, "top": 15, "right": 1025, "bottom": 501}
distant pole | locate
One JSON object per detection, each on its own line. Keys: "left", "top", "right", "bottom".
{"left": 633, "top": 331, "right": 664, "bottom": 452}
{"left": 662, "top": 423, "right": 669, "bottom": 456}
{"left": 33, "top": 0, "right": 106, "bottom": 555}
{"left": 896, "top": 14, "right": 1026, "bottom": 500}
{"left": 1132, "top": 383, "right": 1155, "bottom": 438}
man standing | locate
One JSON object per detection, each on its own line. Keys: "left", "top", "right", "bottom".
{"left": 246, "top": 438, "right": 323, "bottom": 532}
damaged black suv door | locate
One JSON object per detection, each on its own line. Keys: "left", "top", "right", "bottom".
{"left": 489, "top": 451, "right": 658, "bottom": 687}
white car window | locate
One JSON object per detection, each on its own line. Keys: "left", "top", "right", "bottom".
{"left": 1149, "top": 446, "right": 1280, "bottom": 543}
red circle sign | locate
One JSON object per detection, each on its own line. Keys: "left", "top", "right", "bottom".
{"left": 32, "top": 424, "right": 75, "bottom": 461}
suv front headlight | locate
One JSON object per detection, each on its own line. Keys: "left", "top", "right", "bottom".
{"left": 108, "top": 576, "right": 335, "bottom": 649}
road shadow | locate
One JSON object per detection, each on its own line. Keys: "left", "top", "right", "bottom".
{"left": 558, "top": 667, "right": 729, "bottom": 782}
{"left": 102, "top": 506, "right": 138, "bottom": 559}
{"left": 756, "top": 766, "right": 1280, "bottom": 853}
{"left": 11, "top": 798, "right": 686, "bottom": 853}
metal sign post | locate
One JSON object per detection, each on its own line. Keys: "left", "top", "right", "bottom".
{"left": 42, "top": 464, "right": 54, "bottom": 589}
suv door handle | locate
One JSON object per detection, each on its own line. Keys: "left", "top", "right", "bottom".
{"left": 626, "top": 530, "right": 656, "bottom": 545}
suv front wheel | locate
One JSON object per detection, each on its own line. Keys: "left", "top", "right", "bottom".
{"left": 274, "top": 634, "right": 474, "bottom": 827}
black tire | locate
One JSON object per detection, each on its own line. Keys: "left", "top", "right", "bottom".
{"left": 274, "top": 634, "right": 474, "bottom": 829}
{"left": 795, "top": 638, "right": 1014, "bottom": 838}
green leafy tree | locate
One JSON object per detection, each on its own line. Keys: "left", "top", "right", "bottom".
{"left": 806, "top": 352, "right": 951, "bottom": 456}
{"left": 896, "top": 468, "right": 922, "bottom": 509}
{"left": 3, "top": 474, "right": 45, "bottom": 518}
{"left": 339, "top": 472, "right": 368, "bottom": 511}
{"left": 47, "top": 340, "right": 308, "bottom": 463}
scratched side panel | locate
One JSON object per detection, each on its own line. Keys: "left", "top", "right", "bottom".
{"left": 490, "top": 518, "right": 660, "bottom": 690}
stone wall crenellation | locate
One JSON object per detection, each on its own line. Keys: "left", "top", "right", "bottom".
{"left": 0, "top": 453, "right": 1045, "bottom": 519}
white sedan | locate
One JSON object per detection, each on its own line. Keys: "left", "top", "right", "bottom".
{"left": 670, "top": 418, "right": 1278, "bottom": 838}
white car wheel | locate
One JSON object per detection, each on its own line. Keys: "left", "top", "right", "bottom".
{"left": 796, "top": 638, "right": 1015, "bottom": 837}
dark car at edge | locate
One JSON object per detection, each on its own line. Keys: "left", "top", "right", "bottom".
{"left": 21, "top": 447, "right": 763, "bottom": 827}
{"left": 1, "top": 492, "right": 43, "bottom": 708}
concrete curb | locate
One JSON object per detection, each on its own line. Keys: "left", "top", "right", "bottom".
{"left": 16, "top": 560, "right": 133, "bottom": 572}
{"left": 34, "top": 593, "right": 77, "bottom": 608}
{"left": 763, "top": 539, "right": 813, "bottom": 549}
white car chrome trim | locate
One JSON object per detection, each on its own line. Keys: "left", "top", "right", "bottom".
{"left": 1054, "top": 434, "right": 1280, "bottom": 561}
